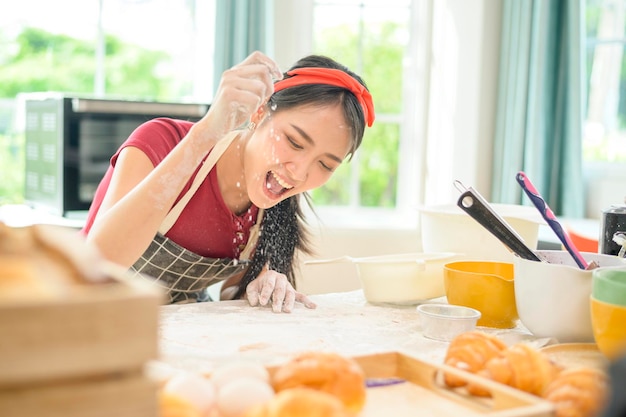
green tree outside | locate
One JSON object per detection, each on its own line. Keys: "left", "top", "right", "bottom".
{"left": 0, "top": 22, "right": 405, "bottom": 208}
{"left": 311, "top": 21, "right": 404, "bottom": 207}
{"left": 0, "top": 27, "right": 175, "bottom": 203}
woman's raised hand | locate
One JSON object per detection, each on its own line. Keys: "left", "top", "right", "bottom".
{"left": 195, "top": 51, "right": 283, "bottom": 142}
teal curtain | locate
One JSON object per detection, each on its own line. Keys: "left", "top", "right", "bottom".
{"left": 491, "top": 0, "right": 586, "bottom": 217}
{"left": 213, "top": 0, "right": 274, "bottom": 95}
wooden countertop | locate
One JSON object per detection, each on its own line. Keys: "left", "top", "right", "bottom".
{"left": 154, "top": 290, "right": 553, "bottom": 377}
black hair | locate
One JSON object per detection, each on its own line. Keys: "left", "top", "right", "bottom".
{"left": 233, "top": 55, "right": 369, "bottom": 300}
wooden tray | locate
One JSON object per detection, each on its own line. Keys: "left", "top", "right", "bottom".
{"left": 0, "top": 265, "right": 163, "bottom": 387}
{"left": 540, "top": 343, "right": 609, "bottom": 370}
{"left": 147, "top": 351, "right": 553, "bottom": 416}
{"left": 0, "top": 370, "right": 158, "bottom": 417}
{"left": 351, "top": 352, "right": 553, "bottom": 417}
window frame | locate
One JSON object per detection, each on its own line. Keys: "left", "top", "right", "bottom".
{"left": 276, "top": 0, "right": 426, "bottom": 230}
{"left": 582, "top": 0, "right": 626, "bottom": 217}
{"left": 274, "top": 0, "right": 504, "bottom": 229}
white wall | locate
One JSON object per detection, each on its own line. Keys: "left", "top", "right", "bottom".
{"left": 424, "top": 0, "right": 502, "bottom": 204}
{"left": 273, "top": 0, "right": 503, "bottom": 294}
{"left": 272, "top": 0, "right": 314, "bottom": 71}
{"left": 584, "top": 162, "right": 626, "bottom": 219}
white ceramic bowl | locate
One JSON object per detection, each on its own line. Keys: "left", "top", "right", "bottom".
{"left": 354, "top": 252, "right": 460, "bottom": 305}
{"left": 417, "top": 303, "right": 481, "bottom": 342}
{"left": 514, "top": 250, "right": 626, "bottom": 343}
{"left": 419, "top": 204, "right": 544, "bottom": 263}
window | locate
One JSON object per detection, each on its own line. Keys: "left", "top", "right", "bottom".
{"left": 308, "top": 0, "right": 419, "bottom": 228}
{"left": 1, "top": 0, "right": 422, "bottom": 227}
{"left": 0, "top": 0, "right": 215, "bottom": 102}
{"left": 583, "top": 0, "right": 626, "bottom": 216}
{"left": 0, "top": 0, "right": 215, "bottom": 204}
{"left": 584, "top": 0, "right": 626, "bottom": 163}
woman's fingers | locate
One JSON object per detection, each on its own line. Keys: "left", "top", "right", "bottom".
{"left": 257, "top": 271, "right": 277, "bottom": 306}
{"left": 270, "top": 278, "right": 287, "bottom": 313}
{"left": 219, "top": 52, "right": 282, "bottom": 109}
{"left": 220, "top": 64, "right": 274, "bottom": 98}
{"left": 295, "top": 292, "right": 317, "bottom": 310}
{"left": 280, "top": 290, "right": 297, "bottom": 313}
{"left": 246, "top": 282, "right": 261, "bottom": 306}
{"left": 240, "top": 51, "right": 283, "bottom": 80}
{"left": 190, "top": 51, "right": 282, "bottom": 147}
{"left": 204, "top": 58, "right": 280, "bottom": 136}
{"left": 245, "top": 268, "right": 315, "bottom": 313}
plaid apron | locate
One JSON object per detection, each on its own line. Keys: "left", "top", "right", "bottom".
{"left": 130, "top": 131, "right": 262, "bottom": 304}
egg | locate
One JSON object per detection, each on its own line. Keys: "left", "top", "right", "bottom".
{"left": 216, "top": 377, "right": 275, "bottom": 417}
{"left": 210, "top": 361, "right": 270, "bottom": 390}
{"left": 162, "top": 371, "right": 216, "bottom": 416}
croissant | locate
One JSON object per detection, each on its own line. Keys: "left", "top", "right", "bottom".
{"left": 443, "top": 331, "right": 508, "bottom": 388}
{"left": 542, "top": 367, "right": 610, "bottom": 417}
{"left": 271, "top": 351, "right": 366, "bottom": 413}
{"left": 469, "top": 343, "right": 562, "bottom": 397}
{"left": 243, "top": 387, "right": 352, "bottom": 417}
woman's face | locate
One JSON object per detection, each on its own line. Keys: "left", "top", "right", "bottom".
{"left": 243, "top": 103, "right": 353, "bottom": 209}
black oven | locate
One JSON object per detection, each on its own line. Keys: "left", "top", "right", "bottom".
{"left": 23, "top": 95, "right": 208, "bottom": 217}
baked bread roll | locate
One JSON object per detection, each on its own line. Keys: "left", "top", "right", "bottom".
{"left": 469, "top": 343, "right": 562, "bottom": 397}
{"left": 243, "top": 387, "right": 351, "bottom": 417}
{"left": 542, "top": 367, "right": 610, "bottom": 417}
{"left": 443, "top": 331, "right": 508, "bottom": 388}
{"left": 271, "top": 351, "right": 366, "bottom": 413}
{"left": 0, "top": 222, "right": 109, "bottom": 301}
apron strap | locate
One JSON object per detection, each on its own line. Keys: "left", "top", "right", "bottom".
{"left": 158, "top": 130, "right": 240, "bottom": 235}
{"left": 156, "top": 129, "right": 264, "bottom": 261}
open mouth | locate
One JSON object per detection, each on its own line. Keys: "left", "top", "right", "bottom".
{"left": 265, "top": 171, "right": 293, "bottom": 196}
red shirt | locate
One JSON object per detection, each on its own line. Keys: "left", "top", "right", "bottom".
{"left": 82, "top": 118, "right": 259, "bottom": 259}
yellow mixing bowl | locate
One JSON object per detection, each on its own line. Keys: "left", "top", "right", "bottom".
{"left": 443, "top": 261, "right": 517, "bottom": 328}
{"left": 590, "top": 295, "right": 626, "bottom": 360}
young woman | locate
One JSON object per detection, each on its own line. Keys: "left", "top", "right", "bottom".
{"left": 82, "top": 51, "right": 374, "bottom": 312}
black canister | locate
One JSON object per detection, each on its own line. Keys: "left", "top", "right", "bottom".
{"left": 600, "top": 204, "right": 626, "bottom": 256}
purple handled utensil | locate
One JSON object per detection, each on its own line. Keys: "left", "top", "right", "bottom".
{"left": 516, "top": 171, "right": 589, "bottom": 270}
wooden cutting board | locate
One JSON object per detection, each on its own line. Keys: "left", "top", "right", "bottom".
{"left": 0, "top": 371, "right": 158, "bottom": 417}
{"left": 0, "top": 267, "right": 163, "bottom": 387}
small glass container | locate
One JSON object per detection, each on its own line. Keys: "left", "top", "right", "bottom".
{"left": 417, "top": 304, "right": 481, "bottom": 342}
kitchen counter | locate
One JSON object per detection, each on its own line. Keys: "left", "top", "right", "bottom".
{"left": 155, "top": 290, "right": 554, "bottom": 376}
{"left": 0, "top": 204, "right": 85, "bottom": 229}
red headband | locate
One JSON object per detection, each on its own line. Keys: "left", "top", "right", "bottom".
{"left": 273, "top": 68, "right": 375, "bottom": 127}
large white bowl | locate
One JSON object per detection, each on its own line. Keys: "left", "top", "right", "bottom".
{"left": 514, "top": 250, "right": 626, "bottom": 343}
{"left": 419, "top": 204, "right": 544, "bottom": 263}
{"left": 354, "top": 252, "right": 460, "bottom": 305}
